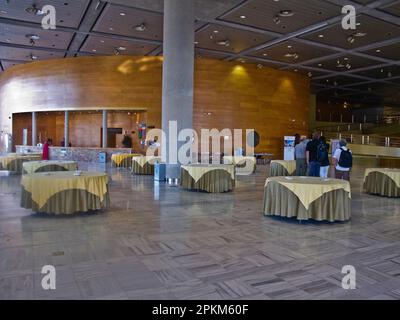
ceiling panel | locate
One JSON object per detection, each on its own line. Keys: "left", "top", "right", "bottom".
{"left": 250, "top": 39, "right": 338, "bottom": 63}
{"left": 219, "top": 0, "right": 342, "bottom": 34}
{"left": 0, "top": 0, "right": 91, "bottom": 28}
{"left": 0, "top": 46, "right": 64, "bottom": 61}
{"left": 305, "top": 54, "right": 381, "bottom": 72}
{"left": 345, "top": 83, "right": 400, "bottom": 97}
{"left": 301, "top": 14, "right": 400, "bottom": 49}
{"left": 361, "top": 41, "right": 400, "bottom": 60}
{"left": 80, "top": 35, "right": 158, "bottom": 56}
{"left": 313, "top": 75, "right": 365, "bottom": 87}
{"left": 352, "top": 65, "right": 400, "bottom": 79}
{"left": 1, "top": 60, "right": 26, "bottom": 70}
{"left": 0, "top": 22, "right": 74, "bottom": 50}
{"left": 195, "top": 48, "right": 230, "bottom": 60}
{"left": 92, "top": 4, "right": 163, "bottom": 41}
{"left": 284, "top": 66, "right": 330, "bottom": 78}
{"left": 379, "top": 2, "right": 400, "bottom": 17}
{"left": 195, "top": 23, "right": 275, "bottom": 53}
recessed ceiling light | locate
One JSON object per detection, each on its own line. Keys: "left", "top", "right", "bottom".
{"left": 26, "top": 34, "right": 40, "bottom": 40}
{"left": 216, "top": 39, "right": 230, "bottom": 47}
{"left": 194, "top": 41, "right": 199, "bottom": 45}
{"left": 278, "top": 10, "right": 294, "bottom": 17}
{"left": 109, "top": 27, "right": 114, "bottom": 31}
{"left": 92, "top": 49, "right": 97, "bottom": 52}
{"left": 294, "top": 69, "right": 298, "bottom": 72}
{"left": 353, "top": 32, "right": 367, "bottom": 37}
{"left": 262, "top": 53, "right": 268, "bottom": 56}
{"left": 287, "top": 45, "right": 292, "bottom": 49}
{"left": 116, "top": 46, "right": 126, "bottom": 51}
{"left": 120, "top": 12, "right": 126, "bottom": 16}
{"left": 375, "top": 49, "right": 381, "bottom": 53}
{"left": 25, "top": 5, "right": 45, "bottom": 16}
{"left": 213, "top": 30, "right": 219, "bottom": 33}
{"left": 318, "top": 34, "right": 324, "bottom": 38}
{"left": 318, "top": 63, "right": 322, "bottom": 67}
{"left": 240, "top": 15, "right": 246, "bottom": 19}
{"left": 100, "top": 40, "right": 105, "bottom": 43}
{"left": 134, "top": 23, "right": 146, "bottom": 32}
{"left": 344, "top": 57, "right": 349, "bottom": 61}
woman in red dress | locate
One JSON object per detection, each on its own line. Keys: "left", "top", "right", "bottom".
{"left": 42, "top": 139, "right": 52, "bottom": 160}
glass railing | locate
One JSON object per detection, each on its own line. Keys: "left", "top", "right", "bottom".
{"left": 321, "top": 131, "right": 400, "bottom": 148}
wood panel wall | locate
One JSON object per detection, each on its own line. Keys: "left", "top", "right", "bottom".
{"left": 0, "top": 55, "right": 310, "bottom": 158}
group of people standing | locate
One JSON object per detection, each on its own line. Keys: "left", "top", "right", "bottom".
{"left": 294, "top": 132, "right": 353, "bottom": 181}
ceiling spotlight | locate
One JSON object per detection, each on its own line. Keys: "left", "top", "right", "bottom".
{"left": 240, "top": 15, "right": 247, "bottom": 19}
{"left": 353, "top": 32, "right": 367, "bottom": 37}
{"left": 307, "top": 72, "right": 313, "bottom": 77}
{"left": 318, "top": 63, "right": 323, "bottom": 67}
{"left": 134, "top": 23, "right": 146, "bottom": 32}
{"left": 262, "top": 53, "right": 268, "bottom": 56}
{"left": 287, "top": 45, "right": 292, "bottom": 49}
{"left": 273, "top": 15, "right": 281, "bottom": 24}
{"left": 257, "top": 64, "right": 263, "bottom": 69}
{"left": 284, "top": 52, "right": 299, "bottom": 59}
{"left": 334, "top": 81, "right": 338, "bottom": 86}
{"left": 294, "top": 69, "right": 298, "bottom": 72}
{"left": 347, "top": 35, "right": 355, "bottom": 44}
{"left": 318, "top": 34, "right": 324, "bottom": 38}
{"left": 25, "top": 34, "right": 40, "bottom": 45}
{"left": 120, "top": 12, "right": 126, "bottom": 16}
{"left": 388, "top": 72, "right": 392, "bottom": 77}
{"left": 376, "top": 49, "right": 381, "bottom": 53}
{"left": 213, "top": 30, "right": 219, "bottom": 33}
{"left": 116, "top": 46, "right": 126, "bottom": 51}
{"left": 278, "top": 10, "right": 294, "bottom": 17}
{"left": 216, "top": 39, "right": 230, "bottom": 47}
{"left": 30, "top": 54, "right": 38, "bottom": 60}
{"left": 25, "top": 5, "right": 45, "bottom": 16}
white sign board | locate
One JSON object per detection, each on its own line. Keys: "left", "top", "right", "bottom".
{"left": 284, "top": 136, "right": 295, "bottom": 161}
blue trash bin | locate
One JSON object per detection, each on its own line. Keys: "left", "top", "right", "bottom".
{"left": 98, "top": 152, "right": 106, "bottom": 163}
{"left": 154, "top": 162, "right": 166, "bottom": 181}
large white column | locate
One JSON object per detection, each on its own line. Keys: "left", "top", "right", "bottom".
{"left": 102, "top": 110, "right": 108, "bottom": 148}
{"left": 64, "top": 111, "right": 69, "bottom": 147}
{"left": 162, "top": 0, "right": 195, "bottom": 180}
{"left": 32, "top": 112, "right": 37, "bottom": 146}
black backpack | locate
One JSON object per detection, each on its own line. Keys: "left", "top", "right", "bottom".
{"left": 338, "top": 147, "right": 352, "bottom": 168}
{"left": 316, "top": 142, "right": 327, "bottom": 163}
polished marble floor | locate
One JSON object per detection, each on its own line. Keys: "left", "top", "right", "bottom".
{"left": 0, "top": 163, "right": 400, "bottom": 300}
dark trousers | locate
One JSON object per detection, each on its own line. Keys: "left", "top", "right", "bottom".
{"left": 335, "top": 169, "right": 350, "bottom": 181}
{"left": 295, "top": 158, "right": 307, "bottom": 176}
{"left": 308, "top": 161, "right": 320, "bottom": 177}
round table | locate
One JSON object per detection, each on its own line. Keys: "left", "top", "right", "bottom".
{"left": 263, "top": 177, "right": 351, "bottom": 222}
{"left": 180, "top": 164, "right": 235, "bottom": 193}
{"left": 22, "top": 160, "right": 78, "bottom": 175}
{"left": 270, "top": 160, "right": 296, "bottom": 177}
{"left": 223, "top": 156, "right": 256, "bottom": 175}
{"left": 364, "top": 168, "right": 400, "bottom": 197}
{"left": 111, "top": 153, "right": 142, "bottom": 168}
{"left": 132, "top": 156, "right": 161, "bottom": 175}
{"left": 21, "top": 171, "right": 110, "bottom": 215}
{"left": 0, "top": 154, "right": 42, "bottom": 173}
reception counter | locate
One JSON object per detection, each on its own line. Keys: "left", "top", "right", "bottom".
{"left": 16, "top": 146, "right": 135, "bottom": 162}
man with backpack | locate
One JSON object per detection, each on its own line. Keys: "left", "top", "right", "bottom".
{"left": 332, "top": 139, "right": 353, "bottom": 181}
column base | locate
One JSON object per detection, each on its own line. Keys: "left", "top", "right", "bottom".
{"left": 165, "top": 163, "right": 181, "bottom": 181}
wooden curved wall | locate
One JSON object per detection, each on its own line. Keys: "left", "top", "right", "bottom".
{"left": 0, "top": 55, "right": 310, "bottom": 156}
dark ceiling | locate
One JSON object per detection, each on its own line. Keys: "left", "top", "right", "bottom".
{"left": 0, "top": 0, "right": 399, "bottom": 105}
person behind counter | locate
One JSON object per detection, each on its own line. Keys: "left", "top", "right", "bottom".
{"left": 42, "top": 139, "right": 52, "bottom": 160}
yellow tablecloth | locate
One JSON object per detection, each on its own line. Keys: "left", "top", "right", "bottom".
{"left": 22, "top": 160, "right": 78, "bottom": 174}
{"left": 265, "top": 177, "right": 351, "bottom": 210}
{"left": 270, "top": 160, "right": 296, "bottom": 176}
{"left": 21, "top": 171, "right": 109, "bottom": 210}
{"left": 111, "top": 153, "right": 141, "bottom": 166}
{"left": 0, "top": 154, "right": 42, "bottom": 171}
{"left": 181, "top": 164, "right": 235, "bottom": 183}
{"left": 132, "top": 156, "right": 161, "bottom": 167}
{"left": 364, "top": 168, "right": 400, "bottom": 188}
